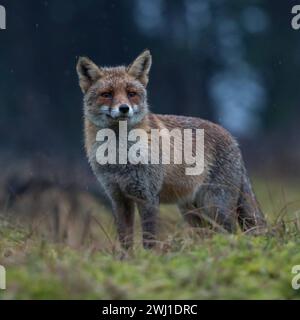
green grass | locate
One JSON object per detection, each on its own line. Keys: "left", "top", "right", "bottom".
{"left": 1, "top": 178, "right": 300, "bottom": 299}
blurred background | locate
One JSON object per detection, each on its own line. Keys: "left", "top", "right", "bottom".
{"left": 0, "top": 0, "right": 300, "bottom": 245}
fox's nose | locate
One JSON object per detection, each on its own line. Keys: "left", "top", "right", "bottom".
{"left": 119, "top": 104, "right": 130, "bottom": 114}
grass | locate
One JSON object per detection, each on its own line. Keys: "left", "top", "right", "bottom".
{"left": 1, "top": 178, "right": 300, "bottom": 299}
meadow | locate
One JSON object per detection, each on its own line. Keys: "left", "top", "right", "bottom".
{"left": 1, "top": 177, "right": 300, "bottom": 299}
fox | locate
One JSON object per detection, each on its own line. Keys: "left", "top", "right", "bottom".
{"left": 76, "top": 50, "right": 267, "bottom": 250}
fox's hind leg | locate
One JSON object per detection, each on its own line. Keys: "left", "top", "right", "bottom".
{"left": 192, "top": 184, "right": 239, "bottom": 233}
{"left": 178, "top": 201, "right": 207, "bottom": 228}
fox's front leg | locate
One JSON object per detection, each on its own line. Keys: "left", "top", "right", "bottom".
{"left": 111, "top": 196, "right": 135, "bottom": 250}
{"left": 137, "top": 196, "right": 159, "bottom": 249}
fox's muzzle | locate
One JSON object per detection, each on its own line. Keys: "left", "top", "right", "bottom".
{"left": 110, "top": 104, "right": 133, "bottom": 119}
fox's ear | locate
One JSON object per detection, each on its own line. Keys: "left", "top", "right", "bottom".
{"left": 76, "top": 57, "right": 102, "bottom": 93}
{"left": 127, "top": 50, "right": 152, "bottom": 86}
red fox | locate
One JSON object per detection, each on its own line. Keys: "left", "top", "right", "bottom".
{"left": 76, "top": 50, "right": 267, "bottom": 250}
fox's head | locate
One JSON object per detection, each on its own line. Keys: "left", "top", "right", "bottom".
{"left": 76, "top": 50, "right": 152, "bottom": 127}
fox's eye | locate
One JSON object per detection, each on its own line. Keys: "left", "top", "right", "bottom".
{"left": 128, "top": 92, "right": 137, "bottom": 98}
{"left": 101, "top": 92, "right": 113, "bottom": 99}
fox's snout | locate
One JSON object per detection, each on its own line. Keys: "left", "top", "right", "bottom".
{"left": 110, "top": 104, "right": 133, "bottom": 119}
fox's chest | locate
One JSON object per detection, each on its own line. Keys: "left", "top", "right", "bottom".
{"left": 88, "top": 139, "right": 163, "bottom": 189}
{"left": 87, "top": 136, "right": 206, "bottom": 202}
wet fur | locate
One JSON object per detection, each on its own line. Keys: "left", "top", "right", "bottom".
{"left": 77, "top": 50, "right": 267, "bottom": 249}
